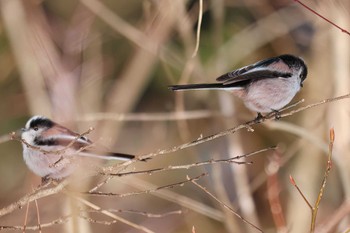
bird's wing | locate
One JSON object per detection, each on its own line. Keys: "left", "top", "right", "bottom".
{"left": 221, "top": 69, "right": 292, "bottom": 85}
{"left": 216, "top": 56, "right": 292, "bottom": 85}
{"left": 46, "top": 129, "right": 136, "bottom": 161}
{"left": 40, "top": 123, "right": 92, "bottom": 150}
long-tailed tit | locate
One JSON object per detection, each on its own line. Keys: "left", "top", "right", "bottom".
{"left": 169, "top": 54, "right": 308, "bottom": 117}
{"left": 21, "top": 116, "right": 136, "bottom": 179}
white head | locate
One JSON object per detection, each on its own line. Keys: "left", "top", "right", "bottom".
{"left": 21, "top": 116, "right": 54, "bottom": 145}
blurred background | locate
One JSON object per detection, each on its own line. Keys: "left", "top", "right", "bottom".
{"left": 0, "top": 0, "right": 349, "bottom": 232}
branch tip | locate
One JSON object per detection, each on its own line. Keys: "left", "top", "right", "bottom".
{"left": 329, "top": 128, "right": 335, "bottom": 143}
{"left": 289, "top": 175, "right": 296, "bottom": 186}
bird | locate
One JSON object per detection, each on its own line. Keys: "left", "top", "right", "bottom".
{"left": 21, "top": 116, "right": 137, "bottom": 180}
{"left": 169, "top": 54, "right": 307, "bottom": 118}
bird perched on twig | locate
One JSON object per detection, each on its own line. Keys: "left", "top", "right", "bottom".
{"left": 169, "top": 54, "right": 308, "bottom": 118}
{"left": 21, "top": 116, "right": 137, "bottom": 180}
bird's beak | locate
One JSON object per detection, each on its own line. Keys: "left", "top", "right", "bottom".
{"left": 21, "top": 128, "right": 27, "bottom": 132}
{"left": 300, "top": 83, "right": 303, "bottom": 88}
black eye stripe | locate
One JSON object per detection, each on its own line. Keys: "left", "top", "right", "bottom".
{"left": 34, "top": 137, "right": 57, "bottom": 146}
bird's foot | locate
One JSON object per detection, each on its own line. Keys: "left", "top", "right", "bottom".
{"left": 254, "top": 112, "right": 265, "bottom": 122}
{"left": 272, "top": 110, "right": 281, "bottom": 120}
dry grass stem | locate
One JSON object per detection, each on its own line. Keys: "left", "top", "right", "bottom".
{"left": 80, "top": 0, "right": 158, "bottom": 54}
{"left": 191, "top": 0, "right": 203, "bottom": 58}
{"left": 78, "top": 110, "right": 215, "bottom": 122}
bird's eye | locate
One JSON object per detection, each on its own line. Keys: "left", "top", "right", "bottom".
{"left": 33, "top": 127, "right": 39, "bottom": 131}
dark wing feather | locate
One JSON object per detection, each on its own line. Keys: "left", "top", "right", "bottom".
{"left": 216, "top": 56, "right": 285, "bottom": 82}
{"left": 222, "top": 70, "right": 292, "bottom": 85}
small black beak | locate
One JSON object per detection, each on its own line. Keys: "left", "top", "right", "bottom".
{"left": 300, "top": 83, "right": 303, "bottom": 88}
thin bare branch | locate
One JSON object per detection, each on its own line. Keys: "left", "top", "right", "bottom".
{"left": 0, "top": 180, "right": 68, "bottom": 218}
{"left": 34, "top": 199, "right": 42, "bottom": 233}
{"left": 87, "top": 173, "right": 207, "bottom": 197}
{"left": 93, "top": 94, "right": 350, "bottom": 192}
{"left": 0, "top": 209, "right": 181, "bottom": 231}
{"left": 190, "top": 177, "right": 263, "bottom": 233}
{"left": 2, "top": 94, "right": 350, "bottom": 221}
{"left": 102, "top": 146, "right": 276, "bottom": 177}
{"left": 290, "top": 129, "right": 335, "bottom": 233}
{"left": 293, "top": 0, "right": 350, "bottom": 36}
{"left": 289, "top": 175, "right": 313, "bottom": 209}
{"left": 310, "top": 128, "right": 334, "bottom": 232}
{"left": 63, "top": 191, "right": 155, "bottom": 233}
{"left": 124, "top": 94, "right": 350, "bottom": 163}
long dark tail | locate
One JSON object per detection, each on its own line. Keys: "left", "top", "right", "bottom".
{"left": 169, "top": 83, "right": 224, "bottom": 91}
{"left": 79, "top": 151, "right": 143, "bottom": 161}
{"left": 108, "top": 152, "right": 136, "bottom": 160}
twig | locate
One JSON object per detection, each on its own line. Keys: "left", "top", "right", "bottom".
{"left": 191, "top": 0, "right": 203, "bottom": 58}
{"left": 102, "top": 146, "right": 276, "bottom": 176}
{"left": 63, "top": 191, "right": 155, "bottom": 233}
{"left": 96, "top": 209, "right": 183, "bottom": 218}
{"left": 0, "top": 180, "right": 68, "bottom": 217}
{"left": 0, "top": 209, "right": 181, "bottom": 231}
{"left": 118, "top": 94, "right": 350, "bottom": 163}
{"left": 289, "top": 175, "right": 313, "bottom": 210}
{"left": 293, "top": 0, "right": 350, "bottom": 36}
{"left": 2, "top": 94, "right": 350, "bottom": 220}
{"left": 22, "top": 201, "right": 30, "bottom": 233}
{"left": 310, "top": 128, "right": 334, "bottom": 232}
{"left": 190, "top": 177, "right": 263, "bottom": 233}
{"left": 290, "top": 128, "right": 335, "bottom": 233}
{"left": 78, "top": 215, "right": 118, "bottom": 225}
{"left": 0, "top": 217, "right": 69, "bottom": 231}
{"left": 34, "top": 199, "right": 41, "bottom": 233}
{"left": 87, "top": 173, "right": 207, "bottom": 197}
{"left": 94, "top": 94, "right": 350, "bottom": 192}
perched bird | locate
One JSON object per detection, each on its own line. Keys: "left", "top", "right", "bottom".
{"left": 21, "top": 116, "right": 136, "bottom": 180}
{"left": 169, "top": 54, "right": 307, "bottom": 117}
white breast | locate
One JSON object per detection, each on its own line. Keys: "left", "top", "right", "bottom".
{"left": 240, "top": 76, "right": 301, "bottom": 113}
{"left": 22, "top": 146, "right": 78, "bottom": 179}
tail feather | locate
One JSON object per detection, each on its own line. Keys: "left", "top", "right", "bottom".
{"left": 169, "top": 83, "right": 224, "bottom": 91}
